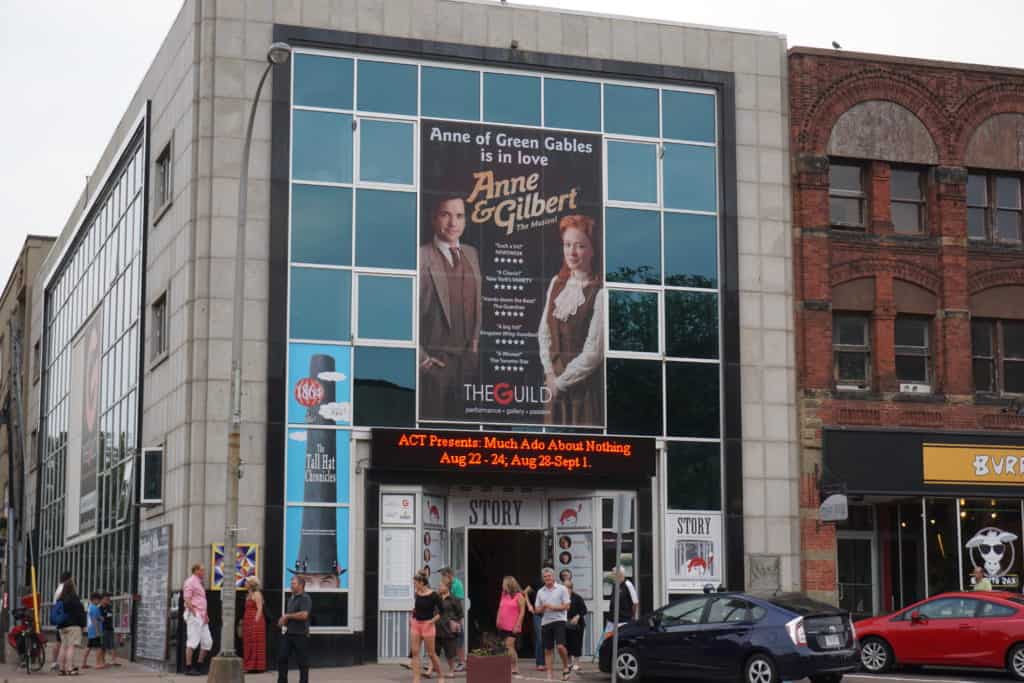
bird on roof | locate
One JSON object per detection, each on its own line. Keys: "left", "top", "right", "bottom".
{"left": 832, "top": 41, "right": 842, "bottom": 49}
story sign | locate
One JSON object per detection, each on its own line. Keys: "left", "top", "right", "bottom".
{"left": 371, "top": 428, "right": 655, "bottom": 479}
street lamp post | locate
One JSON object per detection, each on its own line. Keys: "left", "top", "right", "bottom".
{"left": 209, "top": 41, "right": 291, "bottom": 683}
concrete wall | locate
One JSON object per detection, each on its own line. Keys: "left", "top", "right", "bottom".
{"left": 30, "top": 0, "right": 800, "bottom": 594}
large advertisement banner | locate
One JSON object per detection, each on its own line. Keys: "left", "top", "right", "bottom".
{"left": 665, "top": 511, "right": 723, "bottom": 593}
{"left": 419, "top": 120, "right": 604, "bottom": 427}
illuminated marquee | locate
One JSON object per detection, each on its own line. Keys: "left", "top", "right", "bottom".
{"left": 371, "top": 428, "right": 655, "bottom": 479}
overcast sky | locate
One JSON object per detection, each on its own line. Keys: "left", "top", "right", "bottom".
{"left": 1, "top": 0, "right": 1022, "bottom": 290}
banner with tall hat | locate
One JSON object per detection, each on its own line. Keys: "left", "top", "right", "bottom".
{"left": 284, "top": 343, "right": 352, "bottom": 591}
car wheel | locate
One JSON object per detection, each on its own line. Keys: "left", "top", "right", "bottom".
{"left": 809, "top": 675, "right": 843, "bottom": 683}
{"left": 859, "top": 636, "right": 893, "bottom": 674}
{"left": 1007, "top": 642, "right": 1024, "bottom": 680}
{"left": 743, "top": 653, "right": 778, "bottom": 683}
{"left": 614, "top": 647, "right": 642, "bottom": 682}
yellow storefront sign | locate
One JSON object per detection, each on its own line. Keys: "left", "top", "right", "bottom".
{"left": 923, "top": 443, "right": 1024, "bottom": 485}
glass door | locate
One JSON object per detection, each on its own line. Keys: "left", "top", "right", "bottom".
{"left": 837, "top": 533, "right": 876, "bottom": 620}
{"left": 450, "top": 526, "right": 468, "bottom": 653}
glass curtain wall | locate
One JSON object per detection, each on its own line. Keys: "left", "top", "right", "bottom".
{"left": 38, "top": 129, "right": 144, "bottom": 625}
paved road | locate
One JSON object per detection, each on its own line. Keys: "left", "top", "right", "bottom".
{"left": 839, "top": 673, "right": 1015, "bottom": 683}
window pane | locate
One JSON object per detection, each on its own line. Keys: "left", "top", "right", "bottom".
{"left": 608, "top": 290, "right": 658, "bottom": 352}
{"left": 483, "top": 73, "right": 541, "bottom": 125}
{"left": 605, "top": 208, "right": 660, "bottom": 284}
{"left": 664, "top": 213, "right": 717, "bottom": 288}
{"left": 895, "top": 355, "right": 927, "bottom": 383}
{"left": 971, "top": 321, "right": 992, "bottom": 356}
{"left": 895, "top": 318, "right": 927, "bottom": 348}
{"left": 607, "top": 358, "right": 662, "bottom": 435}
{"left": 357, "top": 61, "right": 417, "bottom": 115}
{"left": 667, "top": 362, "right": 719, "bottom": 437}
{"left": 421, "top": 67, "right": 480, "bottom": 120}
{"left": 1006, "top": 361, "right": 1024, "bottom": 393}
{"left": 666, "top": 441, "right": 721, "bottom": 510}
{"left": 830, "top": 197, "right": 862, "bottom": 226}
{"left": 290, "top": 267, "right": 351, "bottom": 341}
{"left": 973, "top": 358, "right": 994, "bottom": 392}
{"left": 891, "top": 169, "right": 922, "bottom": 200}
{"left": 892, "top": 202, "right": 921, "bottom": 234}
{"left": 662, "top": 90, "right": 716, "bottom": 143}
{"left": 995, "top": 210, "right": 1021, "bottom": 242}
{"left": 830, "top": 164, "right": 862, "bottom": 192}
{"left": 836, "top": 351, "right": 867, "bottom": 383}
{"left": 664, "top": 144, "right": 717, "bottom": 212}
{"left": 359, "top": 119, "right": 414, "bottom": 184}
{"left": 604, "top": 84, "right": 659, "bottom": 137}
{"left": 293, "top": 54, "right": 353, "bottom": 109}
{"left": 834, "top": 316, "right": 866, "bottom": 346}
{"left": 666, "top": 291, "right": 718, "bottom": 359}
{"left": 353, "top": 347, "right": 415, "bottom": 426}
{"left": 607, "top": 142, "right": 657, "bottom": 204}
{"left": 544, "top": 79, "right": 600, "bottom": 131}
{"left": 358, "top": 276, "right": 412, "bottom": 340}
{"left": 1005, "top": 322, "right": 1024, "bottom": 358}
{"left": 355, "top": 189, "right": 416, "bottom": 269}
{"left": 968, "top": 207, "right": 987, "bottom": 240}
{"left": 996, "top": 176, "right": 1021, "bottom": 208}
{"left": 291, "top": 184, "right": 352, "bottom": 266}
{"left": 292, "top": 111, "right": 353, "bottom": 183}
{"left": 967, "top": 174, "right": 987, "bottom": 206}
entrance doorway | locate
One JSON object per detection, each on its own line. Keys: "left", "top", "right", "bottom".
{"left": 466, "top": 529, "right": 544, "bottom": 654}
{"left": 837, "top": 533, "right": 876, "bottom": 621}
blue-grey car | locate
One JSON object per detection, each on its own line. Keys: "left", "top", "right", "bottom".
{"left": 598, "top": 592, "right": 859, "bottom": 683}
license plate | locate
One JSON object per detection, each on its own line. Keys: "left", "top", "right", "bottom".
{"left": 823, "top": 634, "right": 841, "bottom": 648}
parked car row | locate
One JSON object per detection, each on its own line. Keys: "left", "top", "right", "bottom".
{"left": 599, "top": 588, "right": 1024, "bottom": 681}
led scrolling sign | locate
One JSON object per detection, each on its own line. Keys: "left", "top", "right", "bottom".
{"left": 371, "top": 429, "right": 656, "bottom": 479}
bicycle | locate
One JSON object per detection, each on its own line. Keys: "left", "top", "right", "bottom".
{"left": 7, "top": 607, "right": 47, "bottom": 674}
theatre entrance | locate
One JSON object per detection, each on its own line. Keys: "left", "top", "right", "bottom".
{"left": 466, "top": 529, "right": 544, "bottom": 654}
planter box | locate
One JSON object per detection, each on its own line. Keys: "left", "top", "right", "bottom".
{"left": 466, "top": 653, "right": 512, "bottom": 683}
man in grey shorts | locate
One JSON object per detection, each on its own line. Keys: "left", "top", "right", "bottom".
{"left": 533, "top": 567, "right": 571, "bottom": 681}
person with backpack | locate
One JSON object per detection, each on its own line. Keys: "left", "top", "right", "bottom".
{"left": 49, "top": 571, "right": 71, "bottom": 671}
{"left": 54, "top": 579, "right": 87, "bottom": 675}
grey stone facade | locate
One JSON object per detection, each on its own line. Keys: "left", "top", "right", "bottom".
{"left": 26, "top": 0, "right": 799, "bottom": 624}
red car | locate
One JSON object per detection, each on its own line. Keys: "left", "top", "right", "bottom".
{"left": 855, "top": 591, "right": 1024, "bottom": 679}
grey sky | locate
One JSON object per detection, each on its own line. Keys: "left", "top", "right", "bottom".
{"left": 1, "top": 0, "right": 1022, "bottom": 289}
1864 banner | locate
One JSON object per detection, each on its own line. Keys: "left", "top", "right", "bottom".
{"left": 418, "top": 120, "right": 604, "bottom": 427}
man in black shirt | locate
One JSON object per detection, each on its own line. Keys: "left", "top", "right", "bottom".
{"left": 278, "top": 576, "right": 312, "bottom": 683}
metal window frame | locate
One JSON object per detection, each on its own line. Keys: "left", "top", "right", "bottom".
{"left": 828, "top": 161, "right": 867, "bottom": 229}
{"left": 894, "top": 316, "right": 930, "bottom": 384}
{"left": 833, "top": 314, "right": 871, "bottom": 387}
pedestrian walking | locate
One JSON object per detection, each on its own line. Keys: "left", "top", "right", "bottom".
{"left": 438, "top": 568, "right": 465, "bottom": 672}
{"left": 277, "top": 576, "right": 312, "bottom": 683}
{"left": 612, "top": 566, "right": 639, "bottom": 623}
{"left": 495, "top": 576, "right": 527, "bottom": 678}
{"left": 533, "top": 567, "right": 571, "bottom": 682}
{"left": 100, "top": 593, "right": 120, "bottom": 666}
{"left": 55, "top": 579, "right": 86, "bottom": 675}
{"left": 972, "top": 565, "right": 993, "bottom": 591}
{"left": 434, "top": 581, "right": 463, "bottom": 677}
{"left": 243, "top": 576, "right": 267, "bottom": 673}
{"left": 182, "top": 564, "right": 213, "bottom": 675}
{"left": 50, "top": 570, "right": 71, "bottom": 671}
{"left": 564, "top": 580, "right": 587, "bottom": 673}
{"left": 523, "top": 581, "right": 546, "bottom": 671}
{"left": 82, "top": 593, "right": 104, "bottom": 669}
{"left": 409, "top": 574, "right": 444, "bottom": 683}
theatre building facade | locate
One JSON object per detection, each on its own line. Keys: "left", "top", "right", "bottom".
{"left": 791, "top": 48, "right": 1024, "bottom": 619}
{"left": 25, "top": 0, "right": 796, "bottom": 667}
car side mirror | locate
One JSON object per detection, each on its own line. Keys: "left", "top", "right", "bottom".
{"left": 648, "top": 614, "right": 660, "bottom": 629}
{"left": 910, "top": 610, "right": 924, "bottom": 623}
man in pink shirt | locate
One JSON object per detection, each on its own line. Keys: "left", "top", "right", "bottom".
{"left": 183, "top": 563, "right": 212, "bottom": 675}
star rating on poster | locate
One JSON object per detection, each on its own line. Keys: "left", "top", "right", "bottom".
{"left": 496, "top": 365, "right": 525, "bottom": 372}
{"left": 496, "top": 338, "right": 526, "bottom": 346}
{"left": 495, "top": 283, "right": 525, "bottom": 291}
{"left": 495, "top": 257, "right": 524, "bottom": 265}
{"left": 496, "top": 309, "right": 524, "bottom": 318}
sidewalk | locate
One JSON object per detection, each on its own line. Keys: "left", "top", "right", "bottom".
{"left": 3, "top": 661, "right": 612, "bottom": 683}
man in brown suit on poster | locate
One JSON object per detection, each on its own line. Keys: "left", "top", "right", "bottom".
{"left": 419, "top": 195, "right": 481, "bottom": 419}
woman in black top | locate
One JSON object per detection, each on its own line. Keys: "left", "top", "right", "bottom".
{"left": 433, "top": 581, "right": 464, "bottom": 676}
{"left": 409, "top": 574, "right": 444, "bottom": 682}
{"left": 565, "top": 580, "right": 588, "bottom": 673}
{"left": 56, "top": 581, "right": 88, "bottom": 675}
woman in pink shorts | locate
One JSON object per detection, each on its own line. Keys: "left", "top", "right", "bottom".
{"left": 410, "top": 574, "right": 444, "bottom": 682}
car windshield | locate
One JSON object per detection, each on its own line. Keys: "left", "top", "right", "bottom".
{"left": 762, "top": 593, "right": 844, "bottom": 616}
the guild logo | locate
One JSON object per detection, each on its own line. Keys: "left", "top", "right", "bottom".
{"left": 966, "top": 526, "right": 1018, "bottom": 577}
{"left": 464, "top": 383, "right": 552, "bottom": 405}
{"left": 494, "top": 383, "right": 515, "bottom": 406}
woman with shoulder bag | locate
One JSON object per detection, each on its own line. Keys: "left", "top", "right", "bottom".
{"left": 56, "top": 580, "right": 87, "bottom": 675}
{"left": 433, "top": 581, "right": 463, "bottom": 677}
{"left": 565, "top": 580, "right": 587, "bottom": 673}
{"left": 496, "top": 576, "right": 527, "bottom": 678}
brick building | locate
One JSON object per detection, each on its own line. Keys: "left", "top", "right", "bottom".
{"left": 791, "top": 47, "right": 1024, "bottom": 617}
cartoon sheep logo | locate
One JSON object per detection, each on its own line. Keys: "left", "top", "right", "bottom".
{"left": 966, "top": 527, "right": 1018, "bottom": 578}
